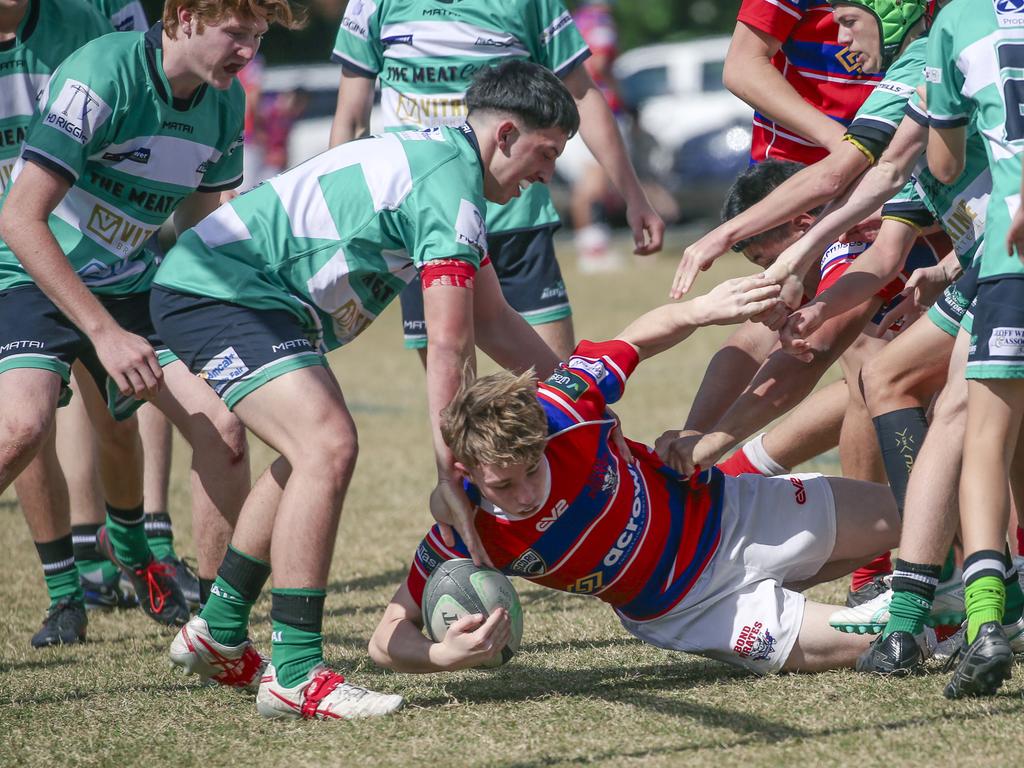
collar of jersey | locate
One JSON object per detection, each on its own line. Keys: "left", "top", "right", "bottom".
{"left": 144, "top": 22, "right": 208, "bottom": 112}
{"left": 456, "top": 123, "right": 484, "bottom": 170}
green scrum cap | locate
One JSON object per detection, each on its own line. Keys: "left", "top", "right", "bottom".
{"left": 830, "top": 0, "right": 928, "bottom": 69}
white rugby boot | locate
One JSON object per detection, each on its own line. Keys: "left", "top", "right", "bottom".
{"left": 829, "top": 574, "right": 965, "bottom": 634}
{"left": 256, "top": 663, "right": 404, "bottom": 720}
{"left": 170, "top": 616, "right": 267, "bottom": 692}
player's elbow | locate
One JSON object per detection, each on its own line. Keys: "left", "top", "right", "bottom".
{"left": 929, "top": 157, "right": 963, "bottom": 186}
{"left": 367, "top": 626, "right": 396, "bottom": 670}
{"left": 722, "top": 55, "right": 754, "bottom": 100}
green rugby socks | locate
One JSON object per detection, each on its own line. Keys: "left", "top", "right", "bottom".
{"left": 144, "top": 512, "right": 178, "bottom": 562}
{"left": 200, "top": 546, "right": 271, "bottom": 646}
{"left": 963, "top": 550, "right": 1006, "bottom": 644}
{"left": 884, "top": 559, "right": 940, "bottom": 638}
{"left": 35, "top": 535, "right": 83, "bottom": 608}
{"left": 105, "top": 503, "right": 151, "bottom": 569}
{"left": 271, "top": 589, "right": 326, "bottom": 688}
{"left": 72, "top": 523, "right": 120, "bottom": 585}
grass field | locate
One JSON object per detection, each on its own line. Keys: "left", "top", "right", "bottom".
{"left": 2, "top": 233, "right": 1022, "bottom": 767}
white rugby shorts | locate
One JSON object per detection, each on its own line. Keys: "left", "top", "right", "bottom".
{"left": 618, "top": 473, "right": 836, "bottom": 675}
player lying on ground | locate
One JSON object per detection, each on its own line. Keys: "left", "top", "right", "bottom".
{"left": 159, "top": 60, "right": 577, "bottom": 721}
{"left": 368, "top": 275, "right": 914, "bottom": 677}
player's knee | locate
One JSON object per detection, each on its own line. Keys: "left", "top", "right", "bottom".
{"left": 931, "top": 379, "right": 968, "bottom": 427}
{"left": 860, "top": 356, "right": 901, "bottom": 411}
{"left": 0, "top": 412, "right": 50, "bottom": 466}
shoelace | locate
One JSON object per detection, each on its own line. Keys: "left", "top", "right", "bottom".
{"left": 137, "top": 561, "right": 176, "bottom": 615}
{"left": 300, "top": 670, "right": 348, "bottom": 719}
{"left": 210, "top": 645, "right": 265, "bottom": 688}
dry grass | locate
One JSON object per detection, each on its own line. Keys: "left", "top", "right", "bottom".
{"left": 2, "top": 233, "right": 1021, "bottom": 767}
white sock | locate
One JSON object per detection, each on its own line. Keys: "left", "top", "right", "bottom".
{"left": 741, "top": 433, "right": 788, "bottom": 476}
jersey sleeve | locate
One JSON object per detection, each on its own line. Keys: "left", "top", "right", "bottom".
{"left": 925, "top": 14, "right": 970, "bottom": 129}
{"left": 198, "top": 86, "right": 245, "bottom": 192}
{"left": 736, "top": 0, "right": 805, "bottom": 43}
{"left": 537, "top": 339, "right": 640, "bottom": 427}
{"left": 531, "top": 0, "right": 591, "bottom": 77}
{"left": 405, "top": 166, "right": 487, "bottom": 271}
{"left": 844, "top": 37, "right": 926, "bottom": 163}
{"left": 881, "top": 179, "right": 936, "bottom": 230}
{"left": 331, "top": 0, "right": 384, "bottom": 77}
{"left": 405, "top": 524, "right": 472, "bottom": 608}
{"left": 21, "top": 45, "right": 121, "bottom": 184}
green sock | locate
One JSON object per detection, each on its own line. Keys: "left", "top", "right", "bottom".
{"left": 105, "top": 503, "right": 151, "bottom": 569}
{"left": 884, "top": 591, "right": 933, "bottom": 638}
{"left": 201, "top": 577, "right": 253, "bottom": 646}
{"left": 72, "top": 523, "right": 120, "bottom": 584}
{"left": 199, "top": 545, "right": 271, "bottom": 646}
{"left": 271, "top": 588, "right": 326, "bottom": 689}
{"left": 35, "top": 536, "right": 83, "bottom": 608}
{"left": 939, "top": 549, "right": 957, "bottom": 582}
{"left": 965, "top": 575, "right": 1005, "bottom": 644}
{"left": 145, "top": 512, "right": 178, "bottom": 561}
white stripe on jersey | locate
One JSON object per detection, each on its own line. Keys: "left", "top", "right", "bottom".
{"left": 92, "top": 135, "right": 222, "bottom": 188}
{"left": 195, "top": 203, "right": 253, "bottom": 248}
{"left": 0, "top": 72, "right": 49, "bottom": 121}
{"left": 761, "top": 0, "right": 802, "bottom": 20}
{"left": 379, "top": 21, "right": 529, "bottom": 60}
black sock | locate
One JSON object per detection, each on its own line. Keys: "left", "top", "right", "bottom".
{"left": 872, "top": 407, "right": 928, "bottom": 516}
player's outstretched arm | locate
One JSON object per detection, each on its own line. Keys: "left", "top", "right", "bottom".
{"left": 616, "top": 274, "right": 781, "bottom": 361}
{"left": 926, "top": 125, "right": 965, "bottom": 185}
{"left": 765, "top": 118, "right": 928, "bottom": 292}
{"left": 329, "top": 69, "right": 375, "bottom": 148}
{"left": 780, "top": 220, "right": 920, "bottom": 359}
{"left": 369, "top": 583, "right": 510, "bottom": 673}
{"left": 562, "top": 66, "right": 664, "bottom": 255}
{"left": 0, "top": 162, "right": 161, "bottom": 399}
{"left": 671, "top": 142, "right": 870, "bottom": 298}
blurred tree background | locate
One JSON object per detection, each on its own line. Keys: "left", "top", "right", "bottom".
{"left": 139, "top": 0, "right": 742, "bottom": 66}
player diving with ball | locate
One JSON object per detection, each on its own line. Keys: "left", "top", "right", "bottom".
{"left": 368, "top": 274, "right": 921, "bottom": 677}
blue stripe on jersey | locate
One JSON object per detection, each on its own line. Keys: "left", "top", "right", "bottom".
{"left": 578, "top": 462, "right": 650, "bottom": 590}
{"left": 540, "top": 394, "right": 580, "bottom": 433}
{"left": 525, "top": 422, "right": 621, "bottom": 569}
{"left": 781, "top": 40, "right": 876, "bottom": 79}
{"left": 616, "top": 470, "right": 725, "bottom": 621}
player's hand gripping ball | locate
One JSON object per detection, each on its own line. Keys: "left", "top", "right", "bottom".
{"left": 422, "top": 558, "right": 524, "bottom": 668}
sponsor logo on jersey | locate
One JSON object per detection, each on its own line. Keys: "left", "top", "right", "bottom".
{"left": 0, "top": 126, "right": 27, "bottom": 148}
{"left": 584, "top": 457, "right": 616, "bottom": 498}
{"left": 509, "top": 548, "right": 547, "bottom": 577}
{"left": 84, "top": 203, "right": 157, "bottom": 254}
{"left": 196, "top": 160, "right": 212, "bottom": 175}
{"left": 0, "top": 339, "right": 45, "bottom": 354}
{"left": 540, "top": 282, "right": 567, "bottom": 301}
{"left": 44, "top": 80, "right": 112, "bottom": 145}
{"left": 876, "top": 80, "right": 914, "bottom": 97}
{"left": 536, "top": 499, "right": 568, "bottom": 532}
{"left": 162, "top": 120, "right": 194, "bottom": 134}
{"left": 382, "top": 34, "right": 413, "bottom": 47}
{"left": 0, "top": 158, "right": 14, "bottom": 191}
{"left": 990, "top": 327, "right": 1024, "bottom": 356}
{"left": 546, "top": 370, "right": 587, "bottom": 401}
{"left": 342, "top": 0, "right": 377, "bottom": 40}
{"left": 603, "top": 464, "right": 648, "bottom": 567}
{"left": 416, "top": 540, "right": 443, "bottom": 571}
{"left": 199, "top": 347, "right": 250, "bottom": 390}
{"left": 330, "top": 298, "right": 373, "bottom": 341}
{"left": 734, "top": 621, "right": 776, "bottom": 662}
{"left": 540, "top": 12, "right": 573, "bottom": 46}
{"left": 568, "top": 356, "right": 607, "bottom": 382}
{"left": 834, "top": 46, "right": 863, "bottom": 73}
{"left": 924, "top": 66, "right": 942, "bottom": 84}
{"left": 997, "top": 0, "right": 1024, "bottom": 25}
{"left": 567, "top": 571, "right": 604, "bottom": 594}
{"left": 102, "top": 147, "right": 151, "bottom": 165}
{"left": 271, "top": 338, "right": 314, "bottom": 353}
{"left": 475, "top": 36, "right": 515, "bottom": 48}
{"left": 395, "top": 92, "right": 469, "bottom": 122}
{"left": 789, "top": 476, "right": 807, "bottom": 505}
{"left": 454, "top": 198, "right": 487, "bottom": 255}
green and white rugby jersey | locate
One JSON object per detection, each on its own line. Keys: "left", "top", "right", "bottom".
{"left": 0, "top": 24, "right": 245, "bottom": 296}
{"left": 0, "top": 0, "right": 111, "bottom": 194}
{"left": 331, "top": 0, "right": 589, "bottom": 233}
{"left": 926, "top": 0, "right": 1024, "bottom": 280}
{"left": 89, "top": 0, "right": 148, "bottom": 31}
{"left": 155, "top": 125, "right": 489, "bottom": 352}
{"left": 845, "top": 35, "right": 928, "bottom": 162}
{"left": 883, "top": 94, "right": 991, "bottom": 267}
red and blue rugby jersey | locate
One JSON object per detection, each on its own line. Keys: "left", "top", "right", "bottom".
{"left": 737, "top": 0, "right": 881, "bottom": 164}
{"left": 406, "top": 340, "right": 725, "bottom": 622}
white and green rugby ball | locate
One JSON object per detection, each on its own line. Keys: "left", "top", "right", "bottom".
{"left": 422, "top": 558, "right": 524, "bottom": 668}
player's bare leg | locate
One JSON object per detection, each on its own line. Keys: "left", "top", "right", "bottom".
{"left": 784, "top": 602, "right": 876, "bottom": 672}
{"left": 533, "top": 316, "right": 575, "bottom": 360}
{"left": 150, "top": 360, "right": 248, "bottom": 584}
{"left": 0, "top": 369, "right": 86, "bottom": 645}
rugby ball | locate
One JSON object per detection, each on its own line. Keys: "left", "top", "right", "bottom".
{"left": 422, "top": 558, "right": 524, "bottom": 668}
